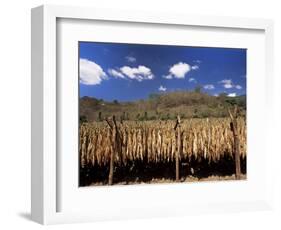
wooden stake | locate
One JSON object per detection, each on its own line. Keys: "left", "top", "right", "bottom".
{"left": 108, "top": 115, "right": 123, "bottom": 185}
{"left": 106, "top": 116, "right": 117, "bottom": 185}
{"left": 174, "top": 115, "right": 181, "bottom": 182}
{"left": 108, "top": 150, "right": 114, "bottom": 185}
{"left": 106, "top": 117, "right": 114, "bottom": 185}
{"left": 228, "top": 106, "right": 241, "bottom": 179}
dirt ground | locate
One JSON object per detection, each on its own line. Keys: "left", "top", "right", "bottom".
{"left": 89, "top": 174, "right": 247, "bottom": 186}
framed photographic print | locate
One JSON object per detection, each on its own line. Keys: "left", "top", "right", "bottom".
{"left": 78, "top": 42, "right": 247, "bottom": 187}
{"left": 31, "top": 5, "right": 274, "bottom": 225}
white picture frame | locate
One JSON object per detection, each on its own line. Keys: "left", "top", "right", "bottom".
{"left": 31, "top": 5, "right": 274, "bottom": 225}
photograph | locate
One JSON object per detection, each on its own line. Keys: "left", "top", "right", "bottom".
{"left": 78, "top": 42, "right": 247, "bottom": 187}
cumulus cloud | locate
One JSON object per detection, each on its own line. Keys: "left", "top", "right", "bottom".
{"left": 108, "top": 65, "right": 154, "bottom": 81}
{"left": 218, "top": 79, "right": 243, "bottom": 90}
{"left": 227, "top": 93, "right": 237, "bottom": 97}
{"left": 108, "top": 69, "right": 125, "bottom": 79}
{"left": 125, "top": 56, "right": 136, "bottom": 63}
{"left": 170, "top": 62, "right": 191, "bottom": 78}
{"left": 158, "top": 85, "right": 167, "bottom": 92}
{"left": 203, "top": 84, "right": 215, "bottom": 90}
{"left": 189, "top": 78, "right": 196, "bottom": 83}
{"left": 80, "top": 58, "right": 107, "bottom": 85}
{"left": 164, "top": 62, "right": 191, "bottom": 79}
{"left": 120, "top": 65, "right": 154, "bottom": 81}
{"left": 219, "top": 79, "right": 233, "bottom": 89}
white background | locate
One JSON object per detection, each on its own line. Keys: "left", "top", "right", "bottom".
{"left": 0, "top": 0, "right": 280, "bottom": 229}
{"left": 58, "top": 18, "right": 267, "bottom": 215}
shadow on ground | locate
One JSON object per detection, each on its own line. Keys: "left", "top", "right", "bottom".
{"left": 80, "top": 154, "right": 246, "bottom": 186}
{"left": 18, "top": 212, "right": 32, "bottom": 221}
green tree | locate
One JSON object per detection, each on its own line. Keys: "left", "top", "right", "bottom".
{"left": 80, "top": 115, "right": 88, "bottom": 124}
{"left": 98, "top": 111, "right": 102, "bottom": 121}
{"left": 148, "top": 93, "right": 160, "bottom": 100}
{"left": 126, "top": 112, "right": 130, "bottom": 120}
{"left": 166, "top": 113, "right": 170, "bottom": 120}
{"left": 194, "top": 85, "right": 202, "bottom": 93}
{"left": 144, "top": 111, "right": 148, "bottom": 120}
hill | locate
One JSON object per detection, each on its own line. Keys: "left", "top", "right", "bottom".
{"left": 80, "top": 91, "right": 246, "bottom": 122}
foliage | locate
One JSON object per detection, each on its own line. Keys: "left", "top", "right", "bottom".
{"left": 80, "top": 115, "right": 88, "bottom": 124}
{"left": 79, "top": 91, "right": 246, "bottom": 122}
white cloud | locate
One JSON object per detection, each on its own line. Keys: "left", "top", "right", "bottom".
{"left": 194, "top": 60, "right": 202, "bottom": 64}
{"left": 120, "top": 65, "right": 154, "bottom": 81}
{"left": 191, "top": 65, "right": 199, "bottom": 70}
{"left": 163, "top": 74, "right": 172, "bottom": 79}
{"left": 188, "top": 78, "right": 196, "bottom": 83}
{"left": 163, "top": 62, "right": 199, "bottom": 79}
{"left": 203, "top": 84, "right": 215, "bottom": 90}
{"left": 224, "top": 84, "right": 233, "bottom": 89}
{"left": 125, "top": 56, "right": 136, "bottom": 63}
{"left": 79, "top": 58, "right": 107, "bottom": 85}
{"left": 108, "top": 65, "right": 154, "bottom": 81}
{"left": 219, "top": 79, "right": 233, "bottom": 89}
{"left": 227, "top": 93, "right": 237, "bottom": 97}
{"left": 169, "top": 62, "right": 191, "bottom": 78}
{"left": 158, "top": 85, "right": 167, "bottom": 92}
{"left": 108, "top": 69, "right": 125, "bottom": 79}
{"left": 164, "top": 62, "right": 192, "bottom": 79}
{"left": 219, "top": 79, "right": 243, "bottom": 90}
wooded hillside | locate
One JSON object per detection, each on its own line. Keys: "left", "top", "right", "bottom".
{"left": 80, "top": 91, "right": 246, "bottom": 122}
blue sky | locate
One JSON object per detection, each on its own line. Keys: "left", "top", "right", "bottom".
{"left": 79, "top": 42, "right": 246, "bottom": 102}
